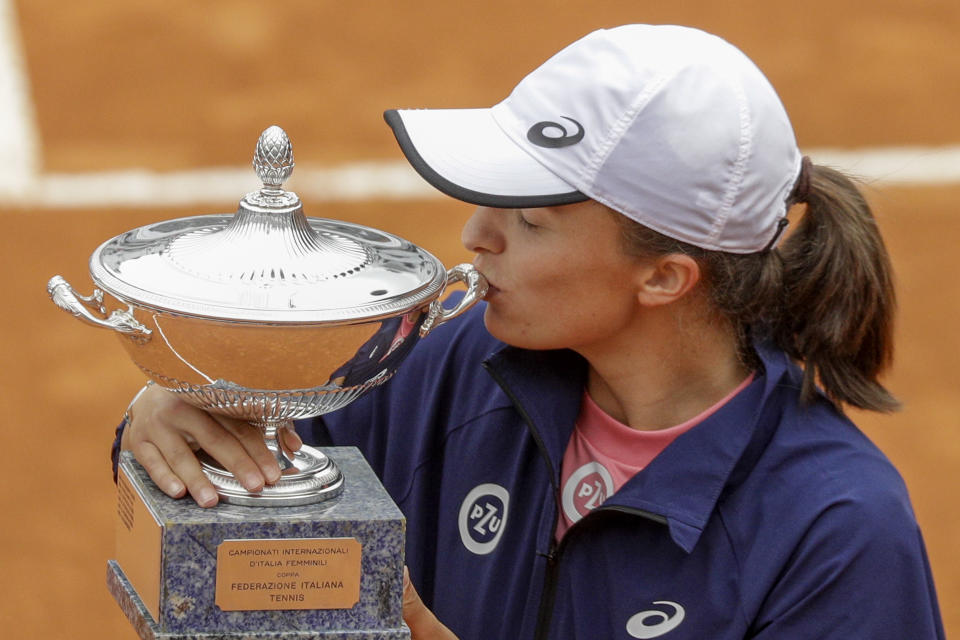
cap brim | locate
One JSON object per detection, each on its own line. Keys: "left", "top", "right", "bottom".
{"left": 384, "top": 109, "right": 587, "bottom": 208}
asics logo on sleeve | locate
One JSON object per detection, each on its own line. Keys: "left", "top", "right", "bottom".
{"left": 458, "top": 484, "right": 510, "bottom": 555}
{"left": 626, "top": 601, "right": 685, "bottom": 638}
{"left": 526, "top": 116, "right": 585, "bottom": 148}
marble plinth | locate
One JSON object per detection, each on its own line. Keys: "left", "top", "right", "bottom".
{"left": 109, "top": 448, "right": 409, "bottom": 640}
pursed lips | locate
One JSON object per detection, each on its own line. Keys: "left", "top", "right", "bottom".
{"left": 472, "top": 261, "right": 500, "bottom": 299}
{"left": 481, "top": 276, "right": 500, "bottom": 299}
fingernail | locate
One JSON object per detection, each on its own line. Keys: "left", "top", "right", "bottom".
{"left": 244, "top": 473, "right": 264, "bottom": 491}
{"left": 168, "top": 481, "right": 184, "bottom": 496}
{"left": 265, "top": 467, "right": 281, "bottom": 484}
{"left": 198, "top": 488, "right": 218, "bottom": 507}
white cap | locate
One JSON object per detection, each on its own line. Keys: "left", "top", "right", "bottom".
{"left": 385, "top": 24, "right": 803, "bottom": 253}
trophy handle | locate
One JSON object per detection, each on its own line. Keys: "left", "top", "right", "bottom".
{"left": 47, "top": 275, "right": 152, "bottom": 342}
{"left": 419, "top": 263, "right": 489, "bottom": 337}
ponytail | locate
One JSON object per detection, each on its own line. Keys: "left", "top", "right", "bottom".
{"left": 614, "top": 162, "right": 900, "bottom": 413}
{"left": 775, "top": 164, "right": 899, "bottom": 412}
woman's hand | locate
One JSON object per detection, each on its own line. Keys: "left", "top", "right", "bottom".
{"left": 120, "top": 384, "right": 301, "bottom": 507}
{"left": 403, "top": 567, "right": 459, "bottom": 640}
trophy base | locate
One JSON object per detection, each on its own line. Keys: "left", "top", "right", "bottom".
{"left": 111, "top": 449, "right": 410, "bottom": 639}
{"left": 199, "top": 443, "right": 344, "bottom": 507}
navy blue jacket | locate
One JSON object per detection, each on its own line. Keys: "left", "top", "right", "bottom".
{"left": 302, "top": 305, "right": 944, "bottom": 639}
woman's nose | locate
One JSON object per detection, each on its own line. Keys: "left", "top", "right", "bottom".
{"left": 461, "top": 207, "right": 505, "bottom": 254}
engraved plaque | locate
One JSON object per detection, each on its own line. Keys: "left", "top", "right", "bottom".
{"left": 215, "top": 538, "right": 362, "bottom": 611}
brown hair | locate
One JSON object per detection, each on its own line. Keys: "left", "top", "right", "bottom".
{"left": 616, "top": 163, "right": 900, "bottom": 413}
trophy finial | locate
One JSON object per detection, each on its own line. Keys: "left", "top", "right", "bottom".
{"left": 253, "top": 125, "right": 295, "bottom": 188}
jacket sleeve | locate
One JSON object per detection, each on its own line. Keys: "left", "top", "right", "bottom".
{"left": 296, "top": 343, "right": 454, "bottom": 501}
{"left": 111, "top": 419, "right": 126, "bottom": 482}
{"left": 296, "top": 300, "right": 496, "bottom": 493}
{"left": 749, "top": 490, "right": 945, "bottom": 639}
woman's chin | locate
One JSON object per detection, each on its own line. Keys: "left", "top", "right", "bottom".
{"left": 482, "top": 306, "right": 550, "bottom": 351}
{"left": 481, "top": 305, "right": 513, "bottom": 344}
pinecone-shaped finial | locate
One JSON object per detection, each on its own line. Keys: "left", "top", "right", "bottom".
{"left": 253, "top": 125, "right": 295, "bottom": 188}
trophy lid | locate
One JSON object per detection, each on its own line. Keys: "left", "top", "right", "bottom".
{"left": 89, "top": 126, "right": 446, "bottom": 323}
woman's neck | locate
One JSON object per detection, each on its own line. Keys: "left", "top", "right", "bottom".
{"left": 579, "top": 308, "right": 750, "bottom": 431}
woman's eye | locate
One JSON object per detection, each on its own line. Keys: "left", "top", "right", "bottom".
{"left": 517, "top": 212, "right": 539, "bottom": 229}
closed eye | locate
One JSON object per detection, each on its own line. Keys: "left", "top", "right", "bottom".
{"left": 516, "top": 210, "right": 539, "bottom": 230}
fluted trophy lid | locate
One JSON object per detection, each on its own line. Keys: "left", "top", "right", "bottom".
{"left": 89, "top": 126, "right": 446, "bottom": 323}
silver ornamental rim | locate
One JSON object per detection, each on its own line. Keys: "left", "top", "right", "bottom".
{"left": 88, "top": 230, "right": 448, "bottom": 324}
{"left": 87, "top": 125, "right": 447, "bottom": 324}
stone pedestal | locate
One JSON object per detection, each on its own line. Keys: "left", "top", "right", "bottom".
{"left": 108, "top": 448, "right": 409, "bottom": 639}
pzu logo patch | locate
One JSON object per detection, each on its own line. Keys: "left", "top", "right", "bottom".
{"left": 458, "top": 484, "right": 510, "bottom": 555}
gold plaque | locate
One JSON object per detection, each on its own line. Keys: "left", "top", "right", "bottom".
{"left": 116, "top": 466, "right": 163, "bottom": 622}
{"left": 215, "top": 538, "right": 362, "bottom": 611}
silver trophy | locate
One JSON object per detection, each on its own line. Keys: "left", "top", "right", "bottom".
{"left": 48, "top": 125, "right": 487, "bottom": 507}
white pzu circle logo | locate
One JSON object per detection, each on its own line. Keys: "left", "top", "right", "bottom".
{"left": 561, "top": 461, "right": 614, "bottom": 525}
{"left": 626, "top": 601, "right": 686, "bottom": 638}
{"left": 458, "top": 483, "right": 509, "bottom": 555}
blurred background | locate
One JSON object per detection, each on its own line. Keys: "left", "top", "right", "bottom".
{"left": 1, "top": 0, "right": 957, "bottom": 637}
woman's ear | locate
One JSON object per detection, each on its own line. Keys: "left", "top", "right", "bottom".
{"left": 636, "top": 253, "right": 702, "bottom": 307}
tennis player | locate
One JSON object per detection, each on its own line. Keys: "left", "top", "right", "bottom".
{"left": 116, "top": 25, "right": 944, "bottom": 639}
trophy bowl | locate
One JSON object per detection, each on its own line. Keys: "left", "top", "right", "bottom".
{"left": 47, "top": 125, "right": 487, "bottom": 506}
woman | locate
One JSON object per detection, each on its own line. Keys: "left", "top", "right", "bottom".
{"left": 116, "top": 25, "right": 944, "bottom": 639}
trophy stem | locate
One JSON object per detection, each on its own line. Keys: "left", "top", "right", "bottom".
{"left": 198, "top": 419, "right": 345, "bottom": 506}
{"left": 259, "top": 420, "right": 297, "bottom": 471}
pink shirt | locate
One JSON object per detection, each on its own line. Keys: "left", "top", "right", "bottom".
{"left": 556, "top": 374, "right": 754, "bottom": 540}
{"left": 380, "top": 313, "right": 419, "bottom": 362}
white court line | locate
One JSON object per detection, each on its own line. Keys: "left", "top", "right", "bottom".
{"left": 13, "top": 146, "right": 960, "bottom": 209}
{"left": 29, "top": 162, "right": 443, "bottom": 208}
{"left": 0, "top": 0, "right": 40, "bottom": 198}
{"left": 809, "top": 146, "right": 960, "bottom": 185}
{"left": 1, "top": 2, "right": 958, "bottom": 209}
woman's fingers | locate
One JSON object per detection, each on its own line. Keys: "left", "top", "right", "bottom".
{"left": 143, "top": 421, "right": 222, "bottom": 506}
{"left": 187, "top": 415, "right": 271, "bottom": 492}
{"left": 212, "top": 415, "right": 283, "bottom": 485}
{"left": 130, "top": 439, "right": 187, "bottom": 499}
{"left": 124, "top": 385, "right": 271, "bottom": 506}
{"left": 280, "top": 425, "right": 303, "bottom": 454}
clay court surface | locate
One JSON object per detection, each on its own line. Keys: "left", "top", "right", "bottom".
{"left": 1, "top": 1, "right": 957, "bottom": 637}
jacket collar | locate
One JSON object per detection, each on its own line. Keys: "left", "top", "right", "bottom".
{"left": 485, "top": 341, "right": 796, "bottom": 554}
{"left": 483, "top": 346, "right": 588, "bottom": 492}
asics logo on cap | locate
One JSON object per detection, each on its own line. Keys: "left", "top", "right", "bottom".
{"left": 526, "top": 116, "right": 584, "bottom": 148}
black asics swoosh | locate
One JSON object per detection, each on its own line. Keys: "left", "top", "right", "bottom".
{"left": 527, "top": 117, "right": 585, "bottom": 148}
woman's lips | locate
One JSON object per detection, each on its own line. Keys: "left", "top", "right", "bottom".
{"left": 478, "top": 272, "right": 499, "bottom": 299}
{"left": 473, "top": 262, "right": 498, "bottom": 299}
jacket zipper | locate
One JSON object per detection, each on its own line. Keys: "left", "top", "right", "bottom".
{"left": 533, "top": 506, "right": 668, "bottom": 640}
{"left": 482, "top": 362, "right": 563, "bottom": 640}
{"left": 482, "top": 361, "right": 668, "bottom": 639}
{"left": 535, "top": 542, "right": 560, "bottom": 640}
